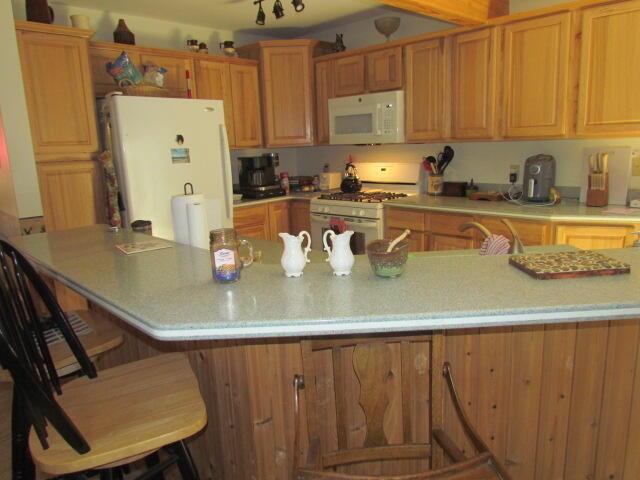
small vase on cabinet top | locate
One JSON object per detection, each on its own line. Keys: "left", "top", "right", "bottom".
{"left": 113, "top": 19, "right": 135, "bottom": 45}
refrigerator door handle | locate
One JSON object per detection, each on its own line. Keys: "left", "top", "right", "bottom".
{"left": 219, "top": 123, "right": 233, "bottom": 223}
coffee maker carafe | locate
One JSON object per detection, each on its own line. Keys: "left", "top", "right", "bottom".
{"left": 523, "top": 154, "right": 555, "bottom": 202}
{"left": 237, "top": 153, "right": 285, "bottom": 199}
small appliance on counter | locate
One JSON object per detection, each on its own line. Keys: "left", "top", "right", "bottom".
{"left": 237, "top": 153, "right": 285, "bottom": 199}
{"left": 319, "top": 171, "right": 341, "bottom": 191}
{"left": 289, "top": 176, "right": 315, "bottom": 192}
{"left": 523, "top": 154, "right": 556, "bottom": 202}
{"left": 340, "top": 159, "right": 362, "bottom": 193}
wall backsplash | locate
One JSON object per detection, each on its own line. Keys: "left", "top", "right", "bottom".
{"left": 235, "top": 138, "right": 640, "bottom": 196}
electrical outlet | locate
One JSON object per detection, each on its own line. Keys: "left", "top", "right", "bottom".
{"left": 509, "top": 164, "right": 519, "bottom": 183}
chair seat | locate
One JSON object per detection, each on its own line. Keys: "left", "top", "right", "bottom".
{"left": 0, "top": 309, "right": 123, "bottom": 382}
{"left": 29, "top": 352, "right": 207, "bottom": 476}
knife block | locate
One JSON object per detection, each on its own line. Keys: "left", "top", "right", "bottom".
{"left": 586, "top": 173, "right": 609, "bottom": 207}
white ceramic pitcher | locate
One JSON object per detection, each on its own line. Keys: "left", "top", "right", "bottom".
{"left": 323, "top": 230, "right": 355, "bottom": 276}
{"left": 279, "top": 231, "right": 311, "bottom": 277}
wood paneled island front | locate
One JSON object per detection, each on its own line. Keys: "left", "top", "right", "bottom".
{"left": 8, "top": 226, "right": 640, "bottom": 480}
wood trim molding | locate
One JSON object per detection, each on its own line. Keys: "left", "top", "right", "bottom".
{"left": 15, "top": 20, "right": 93, "bottom": 38}
{"left": 376, "top": 0, "right": 509, "bottom": 25}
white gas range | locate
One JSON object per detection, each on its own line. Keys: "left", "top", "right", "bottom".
{"left": 309, "top": 163, "right": 419, "bottom": 254}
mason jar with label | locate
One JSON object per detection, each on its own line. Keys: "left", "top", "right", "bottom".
{"left": 210, "top": 229, "right": 254, "bottom": 283}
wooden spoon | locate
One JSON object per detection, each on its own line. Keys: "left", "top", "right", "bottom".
{"left": 386, "top": 229, "right": 410, "bottom": 253}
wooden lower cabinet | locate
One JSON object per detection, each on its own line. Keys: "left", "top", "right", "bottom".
{"left": 37, "top": 161, "right": 104, "bottom": 232}
{"left": 388, "top": 227, "right": 424, "bottom": 252}
{"left": 554, "top": 223, "right": 637, "bottom": 249}
{"left": 234, "top": 200, "right": 300, "bottom": 241}
{"left": 477, "top": 216, "right": 551, "bottom": 246}
{"left": 95, "top": 312, "right": 640, "bottom": 480}
{"left": 289, "top": 200, "right": 311, "bottom": 234}
{"left": 428, "top": 233, "right": 475, "bottom": 251}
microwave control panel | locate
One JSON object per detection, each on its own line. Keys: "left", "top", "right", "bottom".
{"left": 382, "top": 104, "right": 395, "bottom": 134}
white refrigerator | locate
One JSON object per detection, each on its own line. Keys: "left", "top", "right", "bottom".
{"left": 103, "top": 94, "right": 234, "bottom": 246}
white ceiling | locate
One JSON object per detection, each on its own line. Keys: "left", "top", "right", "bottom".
{"left": 51, "top": 0, "right": 393, "bottom": 33}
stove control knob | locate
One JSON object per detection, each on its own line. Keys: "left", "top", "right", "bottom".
{"left": 351, "top": 209, "right": 357, "bottom": 216}
{"left": 324, "top": 207, "right": 330, "bottom": 213}
{"left": 359, "top": 209, "right": 365, "bottom": 216}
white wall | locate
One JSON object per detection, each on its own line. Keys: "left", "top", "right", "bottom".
{"left": 12, "top": 1, "right": 275, "bottom": 54}
{"left": 1, "top": 0, "right": 42, "bottom": 219}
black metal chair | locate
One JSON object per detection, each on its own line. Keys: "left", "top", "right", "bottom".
{"left": 0, "top": 241, "right": 207, "bottom": 480}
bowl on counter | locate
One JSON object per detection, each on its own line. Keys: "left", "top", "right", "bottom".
{"left": 366, "top": 239, "right": 409, "bottom": 278}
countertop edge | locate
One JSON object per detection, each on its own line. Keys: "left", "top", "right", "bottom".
{"left": 234, "top": 195, "right": 313, "bottom": 208}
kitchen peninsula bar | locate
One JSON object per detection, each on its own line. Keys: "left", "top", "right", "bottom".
{"left": 8, "top": 225, "right": 640, "bottom": 479}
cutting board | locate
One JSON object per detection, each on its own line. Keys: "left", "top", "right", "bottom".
{"left": 580, "top": 146, "right": 631, "bottom": 205}
{"left": 509, "top": 250, "right": 630, "bottom": 280}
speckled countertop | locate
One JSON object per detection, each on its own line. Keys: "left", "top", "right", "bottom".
{"left": 9, "top": 225, "right": 640, "bottom": 341}
{"left": 386, "top": 195, "right": 640, "bottom": 223}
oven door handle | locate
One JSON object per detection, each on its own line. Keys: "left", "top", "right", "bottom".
{"left": 310, "top": 213, "right": 378, "bottom": 224}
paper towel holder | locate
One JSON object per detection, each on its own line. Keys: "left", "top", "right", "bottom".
{"left": 184, "top": 182, "right": 194, "bottom": 195}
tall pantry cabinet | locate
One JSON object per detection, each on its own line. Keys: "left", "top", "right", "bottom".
{"left": 16, "top": 21, "right": 103, "bottom": 233}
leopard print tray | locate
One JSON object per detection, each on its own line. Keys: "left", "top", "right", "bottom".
{"left": 509, "top": 250, "right": 631, "bottom": 280}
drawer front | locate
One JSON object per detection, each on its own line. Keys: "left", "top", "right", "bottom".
{"left": 427, "top": 212, "right": 474, "bottom": 238}
{"left": 386, "top": 208, "right": 426, "bottom": 231}
{"left": 428, "top": 234, "right": 475, "bottom": 251}
{"left": 477, "top": 216, "right": 550, "bottom": 246}
{"left": 233, "top": 204, "right": 269, "bottom": 227}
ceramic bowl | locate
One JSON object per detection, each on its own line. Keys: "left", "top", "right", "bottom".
{"left": 366, "top": 239, "right": 409, "bottom": 278}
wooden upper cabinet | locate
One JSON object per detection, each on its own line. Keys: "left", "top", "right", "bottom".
{"left": 195, "top": 60, "right": 236, "bottom": 146}
{"left": 405, "top": 38, "right": 448, "bottom": 142}
{"left": 334, "top": 54, "right": 366, "bottom": 97}
{"left": 17, "top": 25, "right": 98, "bottom": 157}
{"left": 228, "top": 63, "right": 262, "bottom": 148}
{"left": 258, "top": 44, "right": 315, "bottom": 146}
{"left": 451, "top": 28, "right": 498, "bottom": 139}
{"left": 366, "top": 46, "right": 403, "bottom": 92}
{"left": 502, "top": 13, "right": 571, "bottom": 138}
{"left": 577, "top": 1, "right": 640, "bottom": 136}
{"left": 138, "top": 53, "right": 195, "bottom": 98}
{"left": 89, "top": 45, "right": 140, "bottom": 97}
{"left": 554, "top": 224, "right": 637, "bottom": 249}
{"left": 315, "top": 60, "right": 334, "bottom": 145}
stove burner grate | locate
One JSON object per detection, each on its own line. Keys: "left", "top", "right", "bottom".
{"left": 318, "top": 192, "right": 408, "bottom": 203}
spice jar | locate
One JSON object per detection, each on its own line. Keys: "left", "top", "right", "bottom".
{"left": 210, "top": 229, "right": 254, "bottom": 283}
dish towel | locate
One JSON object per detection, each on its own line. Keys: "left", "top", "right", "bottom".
{"left": 479, "top": 234, "right": 511, "bottom": 256}
{"left": 329, "top": 217, "right": 347, "bottom": 234}
{"left": 99, "top": 150, "right": 122, "bottom": 228}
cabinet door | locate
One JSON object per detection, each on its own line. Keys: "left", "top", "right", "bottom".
{"left": 229, "top": 64, "right": 263, "bottom": 148}
{"left": 18, "top": 31, "right": 98, "bottom": 156}
{"left": 196, "top": 61, "right": 236, "bottom": 146}
{"left": 234, "top": 204, "right": 270, "bottom": 240}
{"left": 502, "top": 13, "right": 571, "bottom": 138}
{"left": 476, "top": 216, "right": 550, "bottom": 246}
{"left": 367, "top": 47, "right": 403, "bottom": 92}
{"left": 138, "top": 53, "right": 195, "bottom": 98}
{"left": 334, "top": 55, "right": 366, "bottom": 97}
{"left": 577, "top": 1, "right": 640, "bottom": 136}
{"left": 388, "top": 227, "right": 424, "bottom": 252}
{"left": 451, "top": 28, "right": 498, "bottom": 139}
{"left": 89, "top": 45, "right": 141, "bottom": 97}
{"left": 269, "top": 202, "right": 290, "bottom": 240}
{"left": 554, "top": 224, "right": 636, "bottom": 249}
{"left": 315, "top": 60, "right": 334, "bottom": 145}
{"left": 261, "top": 46, "right": 314, "bottom": 146}
{"left": 289, "top": 201, "right": 311, "bottom": 234}
{"left": 405, "top": 38, "right": 448, "bottom": 142}
{"left": 37, "top": 161, "right": 103, "bottom": 232}
{"left": 428, "top": 234, "right": 475, "bottom": 251}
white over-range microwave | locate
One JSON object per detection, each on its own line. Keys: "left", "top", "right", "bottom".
{"left": 328, "top": 90, "right": 405, "bottom": 145}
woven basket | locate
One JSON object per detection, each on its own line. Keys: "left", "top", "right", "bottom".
{"left": 119, "top": 84, "right": 170, "bottom": 97}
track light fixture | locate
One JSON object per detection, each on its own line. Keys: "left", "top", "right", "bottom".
{"left": 273, "top": 0, "right": 285, "bottom": 19}
{"left": 292, "top": 0, "right": 305, "bottom": 12}
{"left": 254, "top": 0, "right": 265, "bottom": 25}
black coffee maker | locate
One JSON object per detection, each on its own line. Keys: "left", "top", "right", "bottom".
{"left": 237, "top": 153, "right": 285, "bottom": 199}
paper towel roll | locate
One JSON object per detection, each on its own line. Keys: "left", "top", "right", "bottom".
{"left": 187, "top": 201, "right": 209, "bottom": 250}
{"left": 171, "top": 194, "right": 204, "bottom": 246}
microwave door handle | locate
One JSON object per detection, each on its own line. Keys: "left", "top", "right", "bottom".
{"left": 376, "top": 104, "right": 383, "bottom": 136}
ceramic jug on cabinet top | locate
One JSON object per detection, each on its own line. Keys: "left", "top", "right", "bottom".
{"left": 323, "top": 230, "right": 355, "bottom": 276}
{"left": 279, "top": 231, "right": 311, "bottom": 277}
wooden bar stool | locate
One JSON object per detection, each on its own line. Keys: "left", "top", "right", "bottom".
{"left": 0, "top": 239, "right": 124, "bottom": 384}
{"left": 0, "top": 241, "right": 207, "bottom": 480}
{"left": 292, "top": 335, "right": 510, "bottom": 479}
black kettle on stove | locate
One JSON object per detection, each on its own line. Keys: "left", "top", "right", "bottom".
{"left": 340, "top": 161, "right": 362, "bottom": 193}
